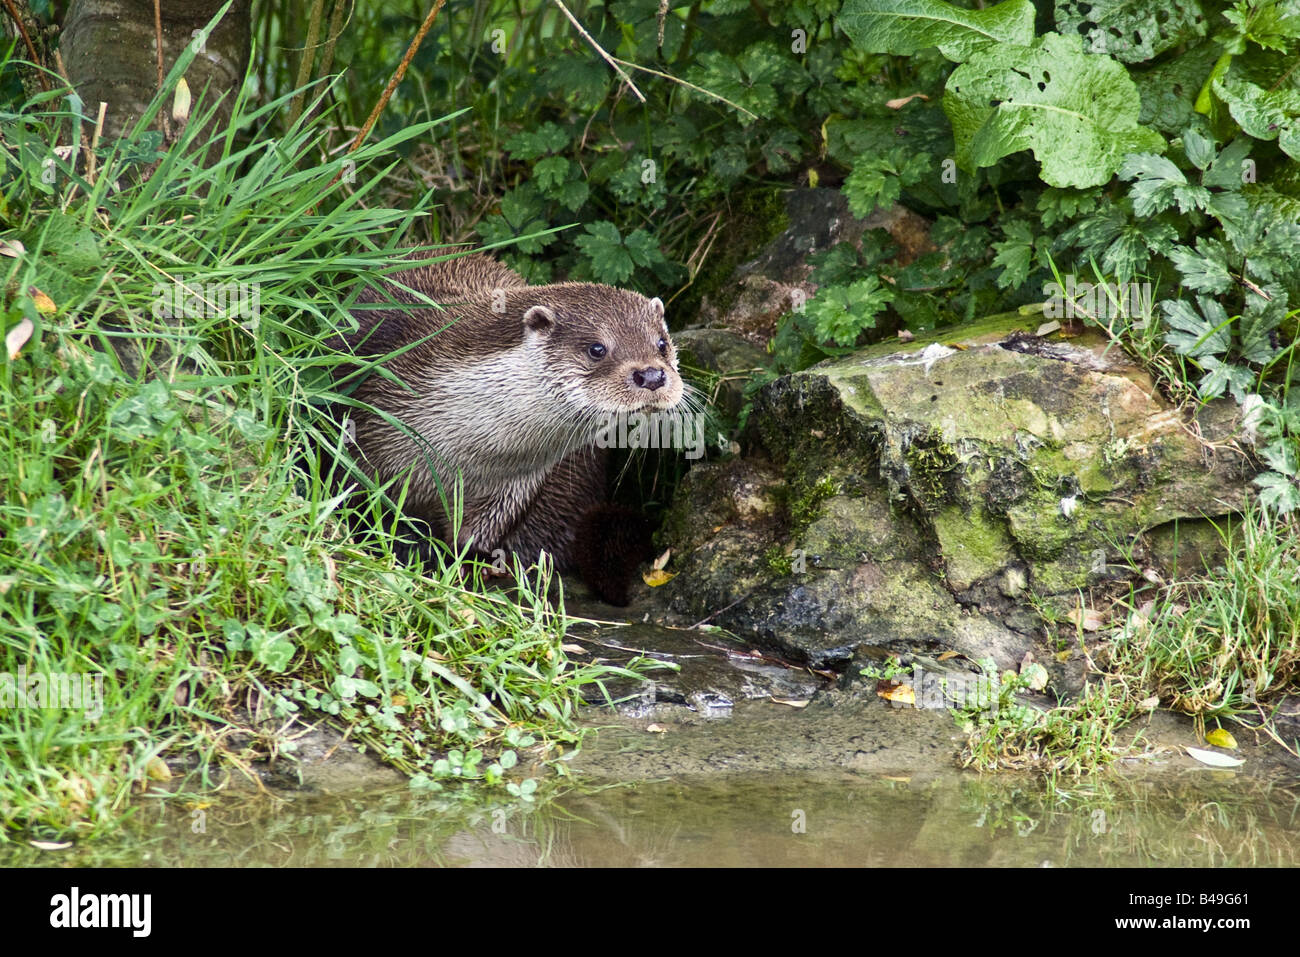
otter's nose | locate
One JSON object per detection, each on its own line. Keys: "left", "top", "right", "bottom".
{"left": 633, "top": 367, "right": 667, "bottom": 391}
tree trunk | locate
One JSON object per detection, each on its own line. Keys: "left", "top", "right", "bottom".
{"left": 60, "top": 0, "right": 252, "bottom": 146}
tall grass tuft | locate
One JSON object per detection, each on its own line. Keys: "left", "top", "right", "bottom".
{"left": 0, "top": 50, "right": 646, "bottom": 840}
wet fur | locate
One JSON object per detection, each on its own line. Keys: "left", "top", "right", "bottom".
{"left": 328, "top": 252, "right": 682, "bottom": 604}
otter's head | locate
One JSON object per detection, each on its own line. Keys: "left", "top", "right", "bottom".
{"left": 521, "top": 285, "right": 683, "bottom": 418}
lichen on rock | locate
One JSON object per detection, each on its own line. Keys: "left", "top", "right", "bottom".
{"left": 661, "top": 314, "right": 1256, "bottom": 676}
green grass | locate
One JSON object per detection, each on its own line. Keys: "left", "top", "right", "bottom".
{"left": 1107, "top": 506, "right": 1300, "bottom": 745}
{"left": 0, "top": 54, "right": 648, "bottom": 840}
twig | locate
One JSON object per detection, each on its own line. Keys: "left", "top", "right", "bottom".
{"left": 331, "top": 0, "right": 446, "bottom": 186}
{"left": 552, "top": 0, "right": 646, "bottom": 104}
{"left": 0, "top": 0, "right": 50, "bottom": 90}
{"left": 87, "top": 101, "right": 107, "bottom": 185}
{"left": 153, "top": 0, "right": 169, "bottom": 139}
{"left": 610, "top": 55, "right": 756, "bottom": 119}
{"left": 689, "top": 589, "right": 754, "bottom": 629}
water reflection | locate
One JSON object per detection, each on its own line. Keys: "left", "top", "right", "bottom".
{"left": 5, "top": 770, "right": 1298, "bottom": 867}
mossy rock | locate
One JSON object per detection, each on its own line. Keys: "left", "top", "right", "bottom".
{"left": 661, "top": 315, "right": 1257, "bottom": 670}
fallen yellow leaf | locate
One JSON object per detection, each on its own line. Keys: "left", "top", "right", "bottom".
{"left": 29, "top": 286, "right": 56, "bottom": 315}
{"left": 877, "top": 682, "right": 915, "bottom": 705}
{"left": 1205, "top": 728, "right": 1237, "bottom": 749}
{"left": 643, "top": 569, "right": 675, "bottom": 587}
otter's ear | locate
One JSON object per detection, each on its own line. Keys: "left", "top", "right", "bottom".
{"left": 523, "top": 304, "right": 556, "bottom": 332}
{"left": 648, "top": 297, "right": 664, "bottom": 318}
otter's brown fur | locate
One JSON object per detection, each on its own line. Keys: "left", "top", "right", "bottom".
{"left": 331, "top": 252, "right": 683, "bottom": 602}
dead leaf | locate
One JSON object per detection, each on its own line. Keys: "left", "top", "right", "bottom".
{"left": 29, "top": 286, "right": 56, "bottom": 315}
{"left": 1205, "top": 728, "right": 1238, "bottom": 749}
{"left": 652, "top": 548, "right": 671, "bottom": 571}
{"left": 1137, "top": 695, "right": 1160, "bottom": 711}
{"left": 0, "top": 238, "right": 26, "bottom": 258}
{"left": 172, "top": 78, "right": 192, "bottom": 122}
{"left": 6, "top": 317, "right": 33, "bottom": 358}
{"left": 1035, "top": 320, "right": 1061, "bottom": 337}
{"left": 391, "top": 693, "right": 407, "bottom": 707}
{"left": 897, "top": 329, "right": 915, "bottom": 342}
{"left": 1186, "top": 746, "right": 1244, "bottom": 768}
{"left": 1068, "top": 605, "right": 1103, "bottom": 631}
{"left": 645, "top": 723, "right": 668, "bottom": 734}
{"left": 560, "top": 642, "right": 586, "bottom": 654}
{"left": 885, "top": 93, "right": 929, "bottom": 109}
{"left": 643, "top": 569, "right": 675, "bottom": 587}
{"left": 882, "top": 774, "right": 911, "bottom": 783}
{"left": 877, "top": 682, "right": 915, "bottom": 705}
{"left": 29, "top": 840, "right": 72, "bottom": 851}
{"left": 145, "top": 756, "right": 171, "bottom": 781}
{"left": 770, "top": 697, "right": 809, "bottom": 708}
{"left": 937, "top": 650, "right": 959, "bottom": 661}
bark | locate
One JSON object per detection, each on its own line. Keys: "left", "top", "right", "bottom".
{"left": 60, "top": 0, "right": 251, "bottom": 146}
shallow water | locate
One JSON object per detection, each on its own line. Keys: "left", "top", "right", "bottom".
{"left": 6, "top": 767, "right": 1298, "bottom": 868}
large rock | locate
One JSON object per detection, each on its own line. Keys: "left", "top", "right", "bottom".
{"left": 662, "top": 313, "right": 1256, "bottom": 672}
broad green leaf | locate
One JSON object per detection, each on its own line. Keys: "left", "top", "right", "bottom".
{"left": 838, "top": 0, "right": 1035, "bottom": 62}
{"left": 991, "top": 220, "right": 1035, "bottom": 289}
{"left": 1214, "top": 75, "right": 1300, "bottom": 160}
{"left": 944, "top": 33, "right": 1165, "bottom": 188}
{"left": 575, "top": 220, "right": 635, "bottom": 283}
{"left": 504, "top": 123, "right": 570, "bottom": 160}
{"left": 1255, "top": 470, "right": 1300, "bottom": 513}
{"left": 1119, "top": 153, "right": 1212, "bottom": 215}
{"left": 1223, "top": 0, "right": 1300, "bottom": 52}
{"left": 1161, "top": 295, "right": 1230, "bottom": 357}
{"left": 1202, "top": 136, "right": 1253, "bottom": 189}
{"left": 1055, "top": 0, "right": 1206, "bottom": 64}
{"left": 1167, "top": 237, "right": 1233, "bottom": 293}
{"left": 532, "top": 156, "right": 570, "bottom": 193}
{"left": 1134, "top": 39, "right": 1221, "bottom": 133}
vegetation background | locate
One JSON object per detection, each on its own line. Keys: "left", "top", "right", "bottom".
{"left": 1, "top": 0, "right": 1297, "bottom": 838}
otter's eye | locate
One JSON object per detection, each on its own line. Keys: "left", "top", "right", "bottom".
{"left": 587, "top": 343, "right": 607, "bottom": 360}
{"left": 657, "top": 337, "right": 668, "bottom": 355}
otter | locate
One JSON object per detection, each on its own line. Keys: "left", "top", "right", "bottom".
{"left": 328, "top": 251, "right": 684, "bottom": 605}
